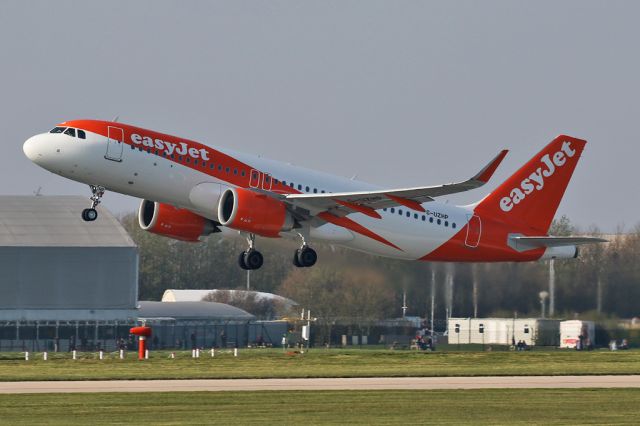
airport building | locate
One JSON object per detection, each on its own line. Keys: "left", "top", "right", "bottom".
{"left": 0, "top": 196, "right": 287, "bottom": 351}
{"left": 0, "top": 196, "right": 138, "bottom": 351}
{"left": 447, "top": 317, "right": 561, "bottom": 346}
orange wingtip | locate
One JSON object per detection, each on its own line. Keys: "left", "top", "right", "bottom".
{"left": 474, "top": 149, "right": 509, "bottom": 183}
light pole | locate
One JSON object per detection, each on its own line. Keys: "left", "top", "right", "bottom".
{"left": 548, "top": 259, "right": 555, "bottom": 317}
{"left": 539, "top": 291, "right": 549, "bottom": 319}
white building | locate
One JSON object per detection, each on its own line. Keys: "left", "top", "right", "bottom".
{"left": 448, "top": 317, "right": 560, "bottom": 346}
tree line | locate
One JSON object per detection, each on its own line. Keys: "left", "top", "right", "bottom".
{"left": 119, "top": 214, "right": 639, "bottom": 321}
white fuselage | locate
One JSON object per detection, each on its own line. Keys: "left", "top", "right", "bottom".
{"left": 24, "top": 128, "right": 470, "bottom": 260}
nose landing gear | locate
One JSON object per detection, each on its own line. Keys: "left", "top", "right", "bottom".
{"left": 293, "top": 233, "right": 317, "bottom": 268}
{"left": 238, "top": 233, "right": 264, "bottom": 270}
{"left": 81, "top": 185, "right": 105, "bottom": 222}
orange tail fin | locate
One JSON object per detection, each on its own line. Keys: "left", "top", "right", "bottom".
{"left": 475, "top": 135, "right": 586, "bottom": 233}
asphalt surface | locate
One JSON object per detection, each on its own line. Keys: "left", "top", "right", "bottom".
{"left": 1, "top": 376, "right": 639, "bottom": 393}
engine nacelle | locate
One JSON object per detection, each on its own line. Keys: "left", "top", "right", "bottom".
{"left": 138, "top": 200, "right": 215, "bottom": 242}
{"left": 217, "top": 187, "right": 294, "bottom": 237}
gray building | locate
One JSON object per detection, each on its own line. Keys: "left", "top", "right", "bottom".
{"left": 0, "top": 196, "right": 138, "bottom": 351}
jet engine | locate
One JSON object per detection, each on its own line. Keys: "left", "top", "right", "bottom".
{"left": 217, "top": 187, "right": 294, "bottom": 237}
{"left": 138, "top": 200, "right": 217, "bottom": 242}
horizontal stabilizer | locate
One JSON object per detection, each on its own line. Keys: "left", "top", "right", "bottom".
{"left": 509, "top": 235, "right": 608, "bottom": 252}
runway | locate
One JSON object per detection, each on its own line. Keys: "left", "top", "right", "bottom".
{"left": 1, "top": 376, "right": 639, "bottom": 393}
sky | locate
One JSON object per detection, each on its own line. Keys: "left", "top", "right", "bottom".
{"left": 1, "top": 1, "right": 638, "bottom": 232}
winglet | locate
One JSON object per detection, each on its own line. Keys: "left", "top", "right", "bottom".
{"left": 472, "top": 149, "right": 509, "bottom": 183}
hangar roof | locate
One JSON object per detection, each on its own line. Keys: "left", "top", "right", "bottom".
{"left": 161, "top": 289, "right": 297, "bottom": 307}
{"left": 137, "top": 301, "right": 255, "bottom": 321}
{"left": 0, "top": 196, "right": 135, "bottom": 247}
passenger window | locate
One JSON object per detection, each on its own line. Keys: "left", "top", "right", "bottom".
{"left": 305, "top": 186, "right": 309, "bottom": 192}
{"left": 398, "top": 209, "right": 403, "bottom": 215}
{"left": 49, "top": 127, "right": 66, "bottom": 133}
{"left": 218, "top": 165, "right": 222, "bottom": 171}
{"left": 422, "top": 215, "right": 426, "bottom": 221}
{"left": 210, "top": 164, "right": 214, "bottom": 169}
{"left": 186, "top": 157, "right": 191, "bottom": 163}
{"left": 241, "top": 170, "right": 246, "bottom": 177}
{"left": 64, "top": 128, "right": 76, "bottom": 137}
{"left": 233, "top": 168, "right": 238, "bottom": 175}
{"left": 313, "top": 188, "right": 317, "bottom": 193}
{"left": 290, "top": 182, "right": 294, "bottom": 188}
{"left": 429, "top": 217, "right": 434, "bottom": 223}
{"left": 383, "top": 208, "right": 387, "bottom": 211}
{"left": 437, "top": 219, "right": 441, "bottom": 225}
{"left": 445, "top": 221, "right": 449, "bottom": 227}
{"left": 406, "top": 212, "right": 410, "bottom": 218}
{"left": 282, "top": 181, "right": 287, "bottom": 185}
{"left": 321, "top": 190, "right": 325, "bottom": 193}
{"left": 226, "top": 167, "right": 230, "bottom": 173}
{"left": 298, "top": 184, "right": 302, "bottom": 190}
{"left": 77, "top": 130, "right": 86, "bottom": 139}
{"left": 390, "top": 208, "right": 395, "bottom": 213}
{"left": 452, "top": 223, "right": 457, "bottom": 229}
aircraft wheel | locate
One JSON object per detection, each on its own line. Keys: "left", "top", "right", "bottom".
{"left": 297, "top": 247, "right": 317, "bottom": 267}
{"left": 82, "top": 208, "right": 98, "bottom": 222}
{"left": 244, "top": 250, "right": 264, "bottom": 270}
{"left": 293, "top": 249, "right": 303, "bottom": 267}
{"left": 238, "top": 252, "right": 249, "bottom": 270}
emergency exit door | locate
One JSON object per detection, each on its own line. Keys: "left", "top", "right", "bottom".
{"left": 465, "top": 214, "right": 482, "bottom": 248}
{"left": 105, "top": 126, "right": 124, "bottom": 162}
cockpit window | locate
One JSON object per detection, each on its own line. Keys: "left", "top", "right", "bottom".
{"left": 49, "top": 127, "right": 66, "bottom": 133}
{"left": 63, "top": 128, "right": 76, "bottom": 137}
{"left": 77, "top": 129, "right": 86, "bottom": 139}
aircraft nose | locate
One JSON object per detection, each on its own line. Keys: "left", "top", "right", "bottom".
{"left": 23, "top": 135, "right": 42, "bottom": 162}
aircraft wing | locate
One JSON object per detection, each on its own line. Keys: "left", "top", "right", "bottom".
{"left": 281, "top": 149, "right": 508, "bottom": 218}
{"left": 509, "top": 236, "right": 608, "bottom": 251}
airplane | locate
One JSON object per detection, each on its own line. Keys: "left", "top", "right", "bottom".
{"left": 23, "top": 120, "right": 606, "bottom": 270}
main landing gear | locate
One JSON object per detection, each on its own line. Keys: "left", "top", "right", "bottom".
{"left": 293, "top": 234, "right": 317, "bottom": 268}
{"left": 81, "top": 185, "right": 105, "bottom": 222}
{"left": 238, "top": 233, "right": 264, "bottom": 270}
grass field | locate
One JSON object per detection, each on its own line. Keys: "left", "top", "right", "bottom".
{"left": 0, "top": 349, "right": 638, "bottom": 381}
{"left": 0, "top": 389, "right": 638, "bottom": 425}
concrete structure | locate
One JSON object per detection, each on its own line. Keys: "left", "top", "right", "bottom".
{"left": 448, "top": 317, "right": 560, "bottom": 346}
{"left": 0, "top": 196, "right": 138, "bottom": 321}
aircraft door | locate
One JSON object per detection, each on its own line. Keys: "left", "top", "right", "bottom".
{"left": 262, "top": 173, "right": 273, "bottom": 191}
{"left": 465, "top": 214, "right": 482, "bottom": 248}
{"left": 249, "top": 169, "right": 260, "bottom": 188}
{"left": 105, "top": 126, "right": 124, "bottom": 162}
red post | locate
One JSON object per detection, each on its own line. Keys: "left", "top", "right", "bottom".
{"left": 138, "top": 336, "right": 146, "bottom": 360}
{"left": 129, "top": 326, "right": 152, "bottom": 361}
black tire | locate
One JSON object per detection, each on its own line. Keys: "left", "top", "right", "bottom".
{"left": 297, "top": 247, "right": 317, "bottom": 267}
{"left": 82, "top": 208, "right": 98, "bottom": 222}
{"left": 293, "top": 249, "right": 302, "bottom": 267}
{"left": 238, "top": 252, "right": 249, "bottom": 270}
{"left": 244, "top": 250, "right": 264, "bottom": 270}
